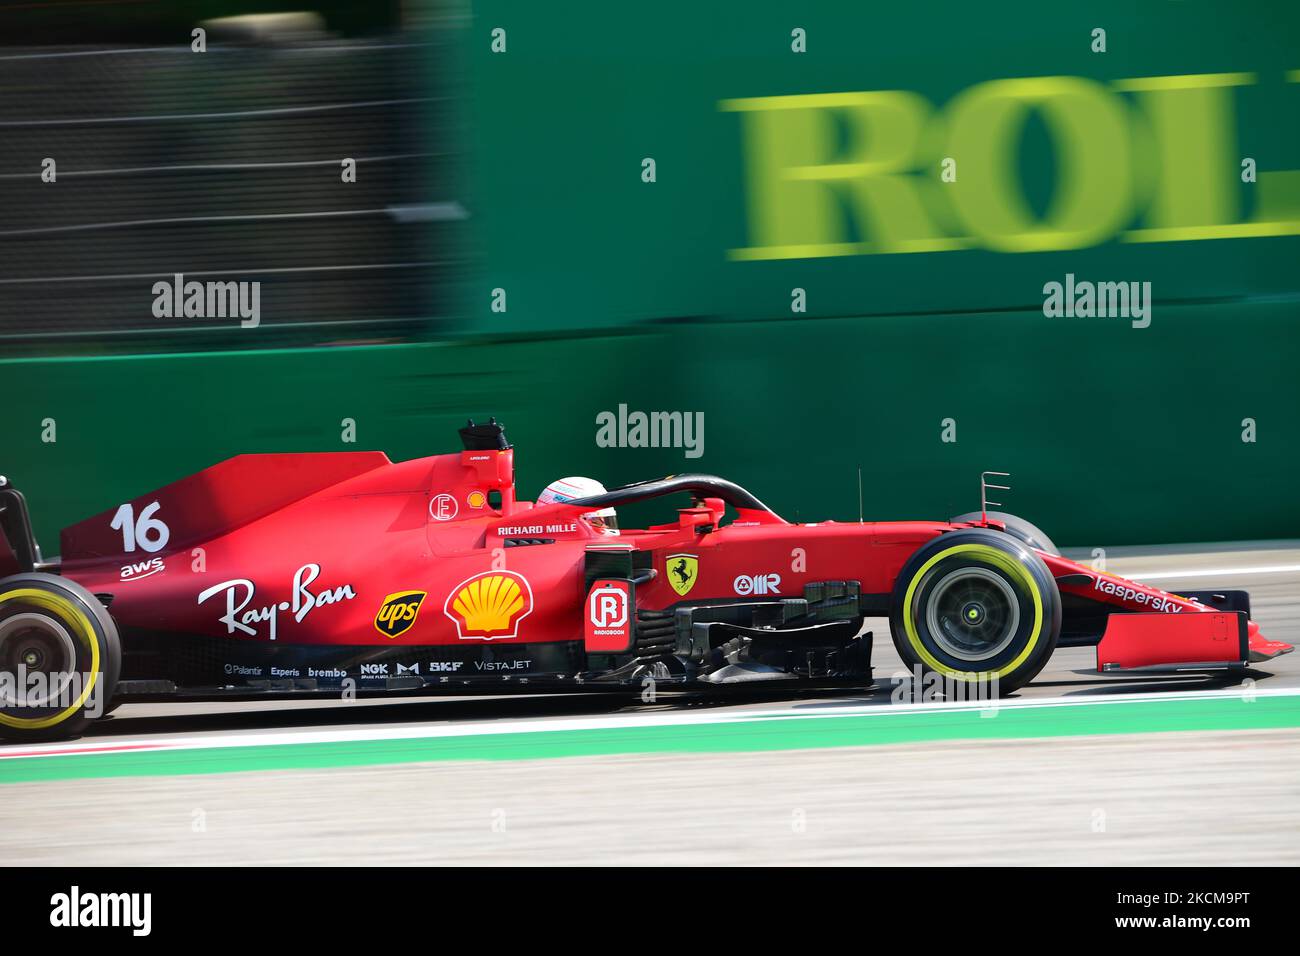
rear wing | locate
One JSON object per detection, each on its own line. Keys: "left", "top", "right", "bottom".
{"left": 0, "top": 476, "right": 43, "bottom": 575}
{"left": 60, "top": 452, "right": 390, "bottom": 565}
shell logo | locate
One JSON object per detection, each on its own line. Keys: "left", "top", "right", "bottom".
{"left": 443, "top": 570, "right": 534, "bottom": 641}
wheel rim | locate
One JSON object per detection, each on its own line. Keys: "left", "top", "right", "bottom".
{"left": 0, "top": 611, "right": 78, "bottom": 708}
{"left": 923, "top": 567, "right": 1020, "bottom": 662}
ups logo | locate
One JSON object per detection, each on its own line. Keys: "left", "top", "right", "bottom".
{"left": 374, "top": 590, "right": 427, "bottom": 638}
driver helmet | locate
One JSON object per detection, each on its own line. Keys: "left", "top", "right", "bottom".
{"left": 538, "top": 476, "right": 619, "bottom": 535}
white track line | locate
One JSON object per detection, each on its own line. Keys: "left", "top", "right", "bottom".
{"left": 1126, "top": 564, "right": 1300, "bottom": 581}
{"left": 3, "top": 559, "right": 1294, "bottom": 763}
{"left": 3, "top": 686, "right": 1297, "bottom": 762}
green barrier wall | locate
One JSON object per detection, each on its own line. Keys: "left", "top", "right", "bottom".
{"left": 3, "top": 296, "right": 1296, "bottom": 550}
{"left": 465, "top": 0, "right": 1300, "bottom": 330}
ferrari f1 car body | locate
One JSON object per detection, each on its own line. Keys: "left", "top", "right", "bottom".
{"left": 0, "top": 419, "right": 1291, "bottom": 740}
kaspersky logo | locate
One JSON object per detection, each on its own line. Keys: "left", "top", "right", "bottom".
{"left": 374, "top": 590, "right": 427, "bottom": 638}
{"left": 1091, "top": 574, "right": 1183, "bottom": 613}
{"left": 444, "top": 571, "right": 534, "bottom": 641}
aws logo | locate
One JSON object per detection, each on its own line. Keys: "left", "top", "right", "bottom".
{"left": 444, "top": 571, "right": 534, "bottom": 641}
{"left": 120, "top": 557, "right": 164, "bottom": 582}
{"left": 374, "top": 591, "right": 427, "bottom": 638}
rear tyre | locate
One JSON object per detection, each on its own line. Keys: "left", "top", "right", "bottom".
{"left": 0, "top": 573, "right": 121, "bottom": 742}
{"left": 890, "top": 530, "right": 1061, "bottom": 695}
{"left": 949, "top": 510, "right": 1060, "bottom": 556}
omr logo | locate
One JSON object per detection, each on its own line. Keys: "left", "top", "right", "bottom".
{"left": 734, "top": 573, "right": 781, "bottom": 596}
{"left": 374, "top": 590, "right": 427, "bottom": 638}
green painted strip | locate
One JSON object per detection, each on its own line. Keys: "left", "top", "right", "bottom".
{"left": 2, "top": 695, "right": 1298, "bottom": 784}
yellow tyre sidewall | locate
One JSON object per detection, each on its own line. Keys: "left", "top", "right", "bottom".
{"left": 902, "top": 543, "right": 1044, "bottom": 683}
{"left": 0, "top": 587, "right": 101, "bottom": 730}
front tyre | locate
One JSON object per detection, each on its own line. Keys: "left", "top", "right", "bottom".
{"left": 889, "top": 530, "right": 1060, "bottom": 695}
{"left": 0, "top": 573, "right": 121, "bottom": 742}
{"left": 949, "top": 511, "right": 1060, "bottom": 556}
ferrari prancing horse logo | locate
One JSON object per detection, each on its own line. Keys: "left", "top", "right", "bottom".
{"left": 666, "top": 553, "right": 698, "bottom": 597}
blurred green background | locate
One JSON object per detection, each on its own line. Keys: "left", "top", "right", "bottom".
{"left": 1, "top": 0, "right": 1297, "bottom": 549}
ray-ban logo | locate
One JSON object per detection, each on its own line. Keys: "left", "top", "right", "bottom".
{"left": 151, "top": 273, "right": 260, "bottom": 328}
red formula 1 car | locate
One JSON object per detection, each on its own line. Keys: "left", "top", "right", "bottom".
{"left": 0, "top": 419, "right": 1291, "bottom": 741}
